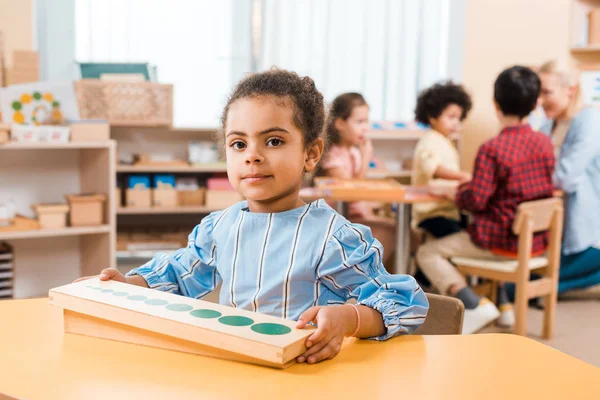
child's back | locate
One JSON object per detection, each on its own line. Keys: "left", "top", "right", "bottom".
{"left": 459, "top": 124, "right": 554, "bottom": 252}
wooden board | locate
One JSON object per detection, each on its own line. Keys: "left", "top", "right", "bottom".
{"left": 49, "top": 279, "right": 314, "bottom": 368}
{"left": 313, "top": 177, "right": 405, "bottom": 202}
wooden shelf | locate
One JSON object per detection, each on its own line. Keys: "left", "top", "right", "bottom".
{"left": 571, "top": 45, "right": 600, "bottom": 54}
{"left": 368, "top": 130, "right": 459, "bottom": 141}
{"left": 0, "top": 141, "right": 114, "bottom": 150}
{"left": 0, "top": 225, "right": 111, "bottom": 241}
{"left": 117, "top": 164, "right": 227, "bottom": 173}
{"left": 111, "top": 125, "right": 217, "bottom": 133}
{"left": 117, "top": 206, "right": 219, "bottom": 215}
{"left": 117, "top": 249, "right": 175, "bottom": 260}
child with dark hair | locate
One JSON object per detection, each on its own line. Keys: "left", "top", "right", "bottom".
{"left": 417, "top": 66, "right": 554, "bottom": 334}
{"left": 77, "top": 69, "right": 428, "bottom": 363}
{"left": 412, "top": 81, "right": 473, "bottom": 238}
{"left": 319, "top": 93, "right": 397, "bottom": 267}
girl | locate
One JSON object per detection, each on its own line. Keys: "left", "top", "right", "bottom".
{"left": 78, "top": 70, "right": 428, "bottom": 364}
{"left": 318, "top": 93, "right": 397, "bottom": 267}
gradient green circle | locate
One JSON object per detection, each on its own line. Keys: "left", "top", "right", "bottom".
{"left": 127, "top": 295, "right": 147, "bottom": 301}
{"left": 190, "top": 309, "right": 222, "bottom": 319}
{"left": 100, "top": 289, "right": 114, "bottom": 293}
{"left": 251, "top": 323, "right": 292, "bottom": 335}
{"left": 218, "top": 316, "right": 254, "bottom": 326}
{"left": 165, "top": 303, "right": 193, "bottom": 312}
{"left": 144, "top": 299, "right": 168, "bottom": 306}
{"left": 112, "top": 291, "right": 129, "bottom": 297}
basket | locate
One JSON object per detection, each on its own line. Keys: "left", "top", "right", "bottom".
{"left": 74, "top": 80, "right": 173, "bottom": 126}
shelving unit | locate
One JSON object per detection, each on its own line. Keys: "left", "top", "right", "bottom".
{"left": 117, "top": 164, "right": 227, "bottom": 173}
{"left": 570, "top": 1, "right": 600, "bottom": 62}
{"left": 117, "top": 206, "right": 219, "bottom": 215}
{"left": 112, "top": 125, "right": 226, "bottom": 270}
{"left": 0, "top": 140, "right": 116, "bottom": 298}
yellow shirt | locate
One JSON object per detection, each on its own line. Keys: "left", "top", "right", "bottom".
{"left": 411, "top": 129, "right": 461, "bottom": 226}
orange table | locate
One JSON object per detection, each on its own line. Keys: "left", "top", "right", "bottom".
{"left": 300, "top": 184, "right": 442, "bottom": 274}
{"left": 1, "top": 299, "right": 599, "bottom": 400}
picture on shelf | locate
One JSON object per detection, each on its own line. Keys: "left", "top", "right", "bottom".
{"left": 0, "top": 81, "right": 80, "bottom": 125}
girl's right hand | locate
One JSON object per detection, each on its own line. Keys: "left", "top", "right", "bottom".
{"left": 73, "top": 268, "right": 127, "bottom": 283}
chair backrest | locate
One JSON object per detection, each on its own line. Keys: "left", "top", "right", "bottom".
{"left": 413, "top": 293, "right": 464, "bottom": 335}
{"left": 512, "top": 198, "right": 563, "bottom": 234}
{"left": 512, "top": 198, "right": 564, "bottom": 279}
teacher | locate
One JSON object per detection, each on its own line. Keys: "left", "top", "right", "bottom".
{"left": 538, "top": 60, "right": 600, "bottom": 293}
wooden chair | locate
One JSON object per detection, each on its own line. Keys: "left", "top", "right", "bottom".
{"left": 450, "top": 198, "right": 563, "bottom": 338}
{"left": 414, "top": 293, "right": 464, "bottom": 335}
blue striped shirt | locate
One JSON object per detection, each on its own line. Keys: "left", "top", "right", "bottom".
{"left": 540, "top": 108, "right": 600, "bottom": 255}
{"left": 127, "top": 199, "right": 428, "bottom": 340}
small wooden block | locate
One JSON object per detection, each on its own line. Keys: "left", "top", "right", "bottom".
{"left": 49, "top": 279, "right": 314, "bottom": 368}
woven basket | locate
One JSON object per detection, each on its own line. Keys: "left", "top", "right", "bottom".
{"left": 75, "top": 80, "right": 173, "bottom": 126}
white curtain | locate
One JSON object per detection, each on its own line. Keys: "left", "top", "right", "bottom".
{"left": 75, "top": 0, "right": 235, "bottom": 127}
{"left": 260, "top": 0, "right": 450, "bottom": 122}
{"left": 74, "top": 0, "right": 451, "bottom": 126}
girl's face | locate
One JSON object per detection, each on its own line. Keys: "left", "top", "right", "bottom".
{"left": 429, "top": 103, "right": 463, "bottom": 137}
{"left": 539, "top": 72, "right": 573, "bottom": 120}
{"left": 225, "top": 96, "right": 323, "bottom": 212}
{"left": 335, "top": 105, "right": 370, "bottom": 146}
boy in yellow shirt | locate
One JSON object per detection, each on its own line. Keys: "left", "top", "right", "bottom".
{"left": 412, "top": 81, "right": 472, "bottom": 238}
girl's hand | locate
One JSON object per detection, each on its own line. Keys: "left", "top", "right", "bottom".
{"left": 295, "top": 305, "right": 357, "bottom": 364}
{"left": 359, "top": 138, "right": 374, "bottom": 160}
{"left": 73, "top": 268, "right": 128, "bottom": 283}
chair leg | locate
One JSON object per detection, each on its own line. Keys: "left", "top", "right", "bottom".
{"left": 514, "top": 282, "right": 528, "bottom": 336}
{"left": 543, "top": 288, "right": 558, "bottom": 339}
{"left": 490, "top": 280, "right": 498, "bottom": 305}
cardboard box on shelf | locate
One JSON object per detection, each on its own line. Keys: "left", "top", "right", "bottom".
{"left": 70, "top": 121, "right": 110, "bottom": 141}
{"left": 66, "top": 194, "right": 107, "bottom": 226}
{"left": 126, "top": 189, "right": 152, "bottom": 208}
{"left": 177, "top": 189, "right": 205, "bottom": 206}
{"left": 32, "top": 204, "right": 69, "bottom": 229}
{"left": 152, "top": 188, "right": 178, "bottom": 207}
{"left": 205, "top": 190, "right": 243, "bottom": 209}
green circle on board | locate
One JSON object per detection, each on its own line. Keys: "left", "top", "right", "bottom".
{"left": 100, "top": 289, "right": 114, "bottom": 293}
{"left": 127, "top": 295, "right": 147, "bottom": 301}
{"left": 112, "top": 291, "right": 129, "bottom": 297}
{"left": 250, "top": 323, "right": 292, "bottom": 336}
{"left": 190, "top": 309, "right": 222, "bottom": 319}
{"left": 145, "top": 299, "right": 168, "bottom": 306}
{"left": 218, "top": 316, "right": 254, "bottom": 327}
{"left": 165, "top": 303, "right": 193, "bottom": 312}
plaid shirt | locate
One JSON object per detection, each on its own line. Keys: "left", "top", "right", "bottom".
{"left": 456, "top": 124, "right": 555, "bottom": 253}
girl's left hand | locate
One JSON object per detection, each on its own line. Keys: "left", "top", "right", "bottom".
{"left": 295, "top": 305, "right": 356, "bottom": 364}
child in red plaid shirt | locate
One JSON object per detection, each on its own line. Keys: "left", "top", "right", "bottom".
{"left": 416, "top": 66, "right": 555, "bottom": 334}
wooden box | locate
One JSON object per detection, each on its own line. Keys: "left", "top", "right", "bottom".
{"left": 70, "top": 122, "right": 110, "bottom": 141}
{"left": 178, "top": 189, "right": 205, "bottom": 206}
{"left": 205, "top": 190, "right": 243, "bottom": 209}
{"left": 49, "top": 279, "right": 314, "bottom": 369}
{"left": 0, "top": 124, "right": 9, "bottom": 144}
{"left": 74, "top": 80, "right": 173, "bottom": 126}
{"left": 32, "top": 204, "right": 69, "bottom": 229}
{"left": 126, "top": 189, "right": 152, "bottom": 208}
{"left": 152, "top": 188, "right": 178, "bottom": 207}
{"left": 66, "top": 194, "right": 107, "bottom": 226}
{"left": 589, "top": 10, "right": 600, "bottom": 45}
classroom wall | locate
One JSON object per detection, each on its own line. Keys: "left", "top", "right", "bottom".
{"left": 0, "top": 0, "right": 35, "bottom": 66}
{"left": 460, "top": 0, "right": 572, "bottom": 170}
